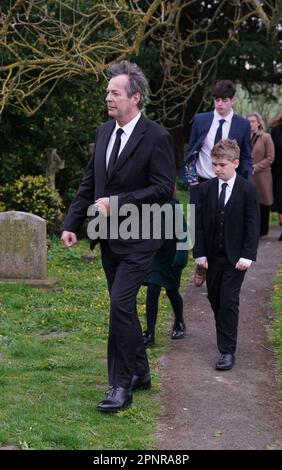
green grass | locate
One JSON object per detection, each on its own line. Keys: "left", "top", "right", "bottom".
{"left": 266, "top": 211, "right": 282, "bottom": 391}
{"left": 270, "top": 211, "right": 280, "bottom": 227}
{"left": 0, "top": 196, "right": 192, "bottom": 449}
{"left": 271, "top": 264, "right": 282, "bottom": 392}
{"left": 1, "top": 187, "right": 280, "bottom": 449}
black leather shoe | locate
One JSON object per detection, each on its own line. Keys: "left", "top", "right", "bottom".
{"left": 215, "top": 353, "right": 235, "bottom": 371}
{"left": 131, "top": 372, "right": 151, "bottom": 391}
{"left": 143, "top": 331, "right": 154, "bottom": 348}
{"left": 171, "top": 321, "right": 186, "bottom": 340}
{"left": 97, "top": 386, "right": 132, "bottom": 412}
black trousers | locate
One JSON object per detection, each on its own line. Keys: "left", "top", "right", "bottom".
{"left": 100, "top": 241, "right": 156, "bottom": 388}
{"left": 260, "top": 204, "right": 270, "bottom": 236}
{"left": 146, "top": 283, "right": 183, "bottom": 334}
{"left": 206, "top": 255, "right": 246, "bottom": 355}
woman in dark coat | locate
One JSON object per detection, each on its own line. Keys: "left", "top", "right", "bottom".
{"left": 142, "top": 198, "right": 188, "bottom": 347}
{"left": 270, "top": 114, "right": 282, "bottom": 240}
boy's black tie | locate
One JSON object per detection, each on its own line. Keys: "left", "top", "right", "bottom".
{"left": 218, "top": 182, "right": 228, "bottom": 211}
{"left": 108, "top": 128, "right": 124, "bottom": 176}
{"left": 214, "top": 119, "right": 225, "bottom": 145}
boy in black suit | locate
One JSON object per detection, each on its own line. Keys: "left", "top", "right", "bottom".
{"left": 186, "top": 80, "right": 252, "bottom": 288}
{"left": 193, "top": 139, "right": 259, "bottom": 370}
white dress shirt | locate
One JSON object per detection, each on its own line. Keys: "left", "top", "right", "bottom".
{"left": 196, "top": 109, "right": 233, "bottom": 179}
{"left": 106, "top": 112, "right": 141, "bottom": 169}
{"left": 217, "top": 172, "right": 236, "bottom": 205}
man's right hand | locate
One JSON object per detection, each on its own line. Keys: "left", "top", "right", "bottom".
{"left": 61, "top": 231, "right": 77, "bottom": 247}
{"left": 195, "top": 257, "right": 208, "bottom": 269}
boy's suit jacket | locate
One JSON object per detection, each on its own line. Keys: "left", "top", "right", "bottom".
{"left": 63, "top": 114, "right": 176, "bottom": 254}
{"left": 193, "top": 175, "right": 260, "bottom": 265}
{"left": 187, "top": 111, "right": 252, "bottom": 179}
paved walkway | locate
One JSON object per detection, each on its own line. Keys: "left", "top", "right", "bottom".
{"left": 156, "top": 226, "right": 282, "bottom": 450}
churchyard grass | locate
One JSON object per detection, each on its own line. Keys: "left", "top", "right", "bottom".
{"left": 1, "top": 190, "right": 281, "bottom": 448}
{"left": 270, "top": 211, "right": 279, "bottom": 226}
{"left": 0, "top": 206, "right": 192, "bottom": 450}
{"left": 268, "top": 212, "right": 282, "bottom": 391}
{"left": 271, "top": 263, "right": 282, "bottom": 391}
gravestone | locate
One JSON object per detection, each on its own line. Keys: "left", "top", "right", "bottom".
{"left": 44, "top": 148, "right": 65, "bottom": 190}
{"left": 0, "top": 211, "right": 57, "bottom": 288}
{"left": 89, "top": 142, "right": 94, "bottom": 158}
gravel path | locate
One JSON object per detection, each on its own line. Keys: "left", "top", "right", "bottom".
{"left": 156, "top": 226, "right": 282, "bottom": 450}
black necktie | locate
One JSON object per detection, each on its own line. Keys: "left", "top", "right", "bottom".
{"left": 218, "top": 182, "right": 228, "bottom": 211}
{"left": 107, "top": 128, "right": 123, "bottom": 175}
{"left": 214, "top": 119, "right": 225, "bottom": 145}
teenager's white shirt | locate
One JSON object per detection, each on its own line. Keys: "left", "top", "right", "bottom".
{"left": 196, "top": 110, "right": 234, "bottom": 179}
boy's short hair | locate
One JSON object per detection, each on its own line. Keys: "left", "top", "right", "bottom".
{"left": 212, "top": 80, "right": 236, "bottom": 99}
{"left": 211, "top": 139, "right": 240, "bottom": 162}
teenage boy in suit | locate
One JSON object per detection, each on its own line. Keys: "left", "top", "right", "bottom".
{"left": 186, "top": 80, "right": 252, "bottom": 287}
{"left": 61, "top": 60, "right": 175, "bottom": 411}
{"left": 193, "top": 139, "right": 259, "bottom": 370}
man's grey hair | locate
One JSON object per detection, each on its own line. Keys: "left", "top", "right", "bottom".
{"left": 107, "top": 60, "right": 148, "bottom": 109}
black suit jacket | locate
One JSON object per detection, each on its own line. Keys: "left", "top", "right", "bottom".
{"left": 193, "top": 175, "right": 260, "bottom": 265}
{"left": 63, "top": 114, "right": 176, "bottom": 253}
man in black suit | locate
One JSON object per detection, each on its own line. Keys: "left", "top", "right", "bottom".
{"left": 61, "top": 60, "right": 175, "bottom": 411}
{"left": 186, "top": 80, "right": 252, "bottom": 287}
{"left": 193, "top": 139, "right": 259, "bottom": 371}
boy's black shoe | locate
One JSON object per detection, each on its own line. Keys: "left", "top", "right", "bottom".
{"left": 215, "top": 353, "right": 235, "bottom": 370}
{"left": 143, "top": 331, "right": 155, "bottom": 348}
{"left": 171, "top": 321, "right": 186, "bottom": 340}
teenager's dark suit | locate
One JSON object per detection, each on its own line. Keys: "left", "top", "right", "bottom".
{"left": 63, "top": 114, "right": 176, "bottom": 387}
{"left": 187, "top": 112, "right": 252, "bottom": 179}
{"left": 193, "top": 175, "right": 260, "bottom": 354}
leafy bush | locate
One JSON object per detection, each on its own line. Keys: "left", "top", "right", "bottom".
{"left": 0, "top": 79, "right": 107, "bottom": 208}
{"left": 0, "top": 175, "right": 64, "bottom": 233}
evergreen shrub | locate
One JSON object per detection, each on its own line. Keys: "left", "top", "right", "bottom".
{"left": 0, "top": 175, "right": 64, "bottom": 233}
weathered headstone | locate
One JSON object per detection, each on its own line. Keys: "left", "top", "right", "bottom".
{"left": 89, "top": 142, "right": 94, "bottom": 158}
{"left": 0, "top": 211, "right": 57, "bottom": 288}
{"left": 44, "top": 148, "right": 65, "bottom": 189}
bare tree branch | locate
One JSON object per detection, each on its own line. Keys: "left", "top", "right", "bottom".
{"left": 0, "top": 0, "right": 162, "bottom": 115}
{"left": 0, "top": 0, "right": 280, "bottom": 123}
{"left": 147, "top": 0, "right": 280, "bottom": 129}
